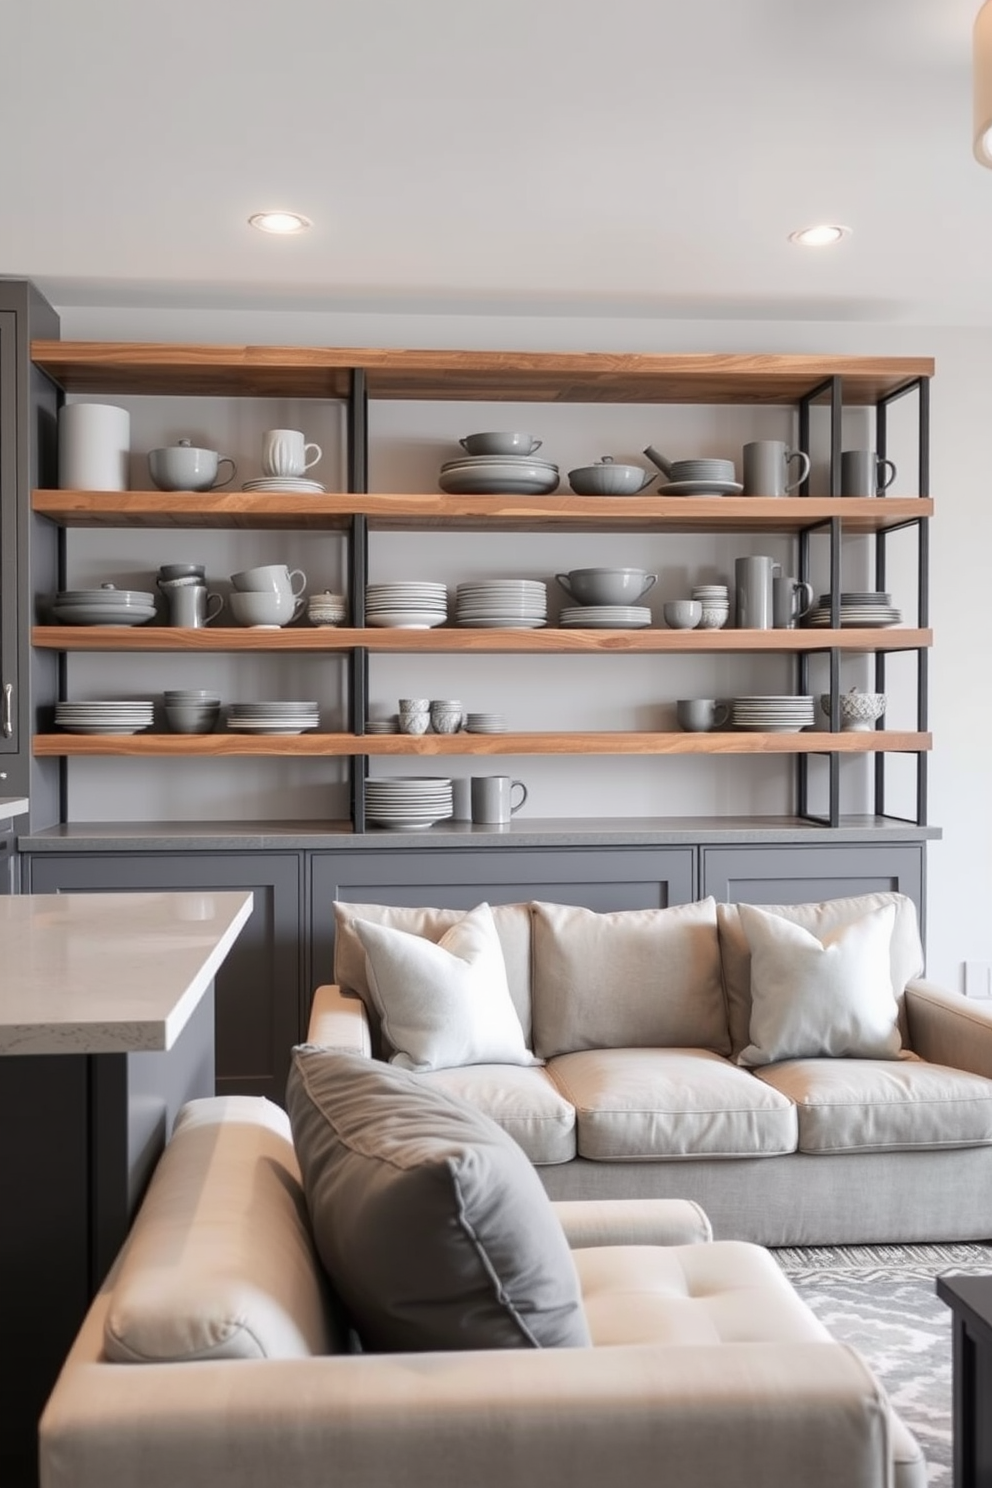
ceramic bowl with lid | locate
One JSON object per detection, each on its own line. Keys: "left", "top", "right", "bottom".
{"left": 567, "top": 458, "right": 656, "bottom": 496}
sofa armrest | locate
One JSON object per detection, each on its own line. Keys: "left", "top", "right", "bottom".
{"left": 41, "top": 1298, "right": 892, "bottom": 1488}
{"left": 553, "top": 1198, "right": 712, "bottom": 1249}
{"left": 905, "top": 978, "right": 992, "bottom": 1076}
{"left": 306, "top": 984, "right": 371, "bottom": 1056}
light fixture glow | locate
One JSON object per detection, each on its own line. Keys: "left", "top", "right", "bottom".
{"left": 788, "top": 224, "right": 850, "bottom": 248}
{"left": 975, "top": 2, "right": 992, "bottom": 164}
{"left": 248, "top": 211, "right": 312, "bottom": 235}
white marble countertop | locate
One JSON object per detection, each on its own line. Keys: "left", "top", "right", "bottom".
{"left": 0, "top": 890, "right": 254, "bottom": 1055}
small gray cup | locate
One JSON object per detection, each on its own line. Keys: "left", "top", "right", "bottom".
{"left": 840, "top": 450, "right": 897, "bottom": 498}
{"left": 676, "top": 698, "right": 730, "bottom": 732}
{"left": 470, "top": 775, "right": 528, "bottom": 824}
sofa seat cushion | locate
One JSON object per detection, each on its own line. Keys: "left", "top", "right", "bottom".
{"left": 531, "top": 899, "right": 731, "bottom": 1059}
{"left": 286, "top": 1046, "right": 591, "bottom": 1352}
{"left": 756, "top": 1055, "right": 992, "bottom": 1153}
{"left": 548, "top": 1049, "right": 798, "bottom": 1160}
{"left": 104, "top": 1096, "right": 342, "bottom": 1363}
{"left": 575, "top": 1239, "right": 828, "bottom": 1346}
{"left": 421, "top": 1064, "right": 576, "bottom": 1164}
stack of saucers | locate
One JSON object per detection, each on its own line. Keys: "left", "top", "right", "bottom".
{"left": 365, "top": 582, "right": 448, "bottom": 629}
{"left": 365, "top": 776, "right": 454, "bottom": 831}
{"left": 55, "top": 700, "right": 154, "bottom": 735}
{"left": 730, "top": 695, "right": 816, "bottom": 732}
{"left": 454, "top": 580, "right": 547, "bottom": 629}
{"left": 365, "top": 717, "right": 399, "bottom": 734}
{"left": 242, "top": 476, "right": 326, "bottom": 494}
{"left": 226, "top": 701, "right": 320, "bottom": 735}
{"left": 558, "top": 604, "right": 651, "bottom": 629}
{"left": 803, "top": 592, "right": 902, "bottom": 628}
{"left": 465, "top": 712, "right": 507, "bottom": 733}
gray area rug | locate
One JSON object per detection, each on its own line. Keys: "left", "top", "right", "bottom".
{"left": 774, "top": 1242, "right": 992, "bottom": 1487}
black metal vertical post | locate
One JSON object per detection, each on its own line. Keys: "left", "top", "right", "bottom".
{"left": 347, "top": 371, "right": 370, "bottom": 832}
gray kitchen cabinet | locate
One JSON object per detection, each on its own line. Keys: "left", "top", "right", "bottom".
{"left": 0, "top": 280, "right": 60, "bottom": 812}
{"left": 309, "top": 844, "right": 696, "bottom": 991}
{"left": 700, "top": 842, "right": 926, "bottom": 925}
{"left": 21, "top": 851, "right": 305, "bottom": 1101}
{"left": 0, "top": 826, "right": 16, "bottom": 893}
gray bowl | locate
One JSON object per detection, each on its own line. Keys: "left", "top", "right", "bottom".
{"left": 568, "top": 461, "right": 655, "bottom": 496}
{"left": 556, "top": 568, "right": 657, "bottom": 606}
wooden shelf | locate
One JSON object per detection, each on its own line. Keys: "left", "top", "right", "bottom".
{"left": 33, "top": 490, "right": 932, "bottom": 534}
{"left": 33, "top": 625, "right": 933, "bottom": 655}
{"left": 33, "top": 730, "right": 932, "bottom": 759}
{"left": 31, "top": 344, "right": 934, "bottom": 405}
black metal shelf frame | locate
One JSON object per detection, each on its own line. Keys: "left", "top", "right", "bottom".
{"left": 796, "top": 375, "right": 930, "bottom": 828}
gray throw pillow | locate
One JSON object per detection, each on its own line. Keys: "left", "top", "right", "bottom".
{"left": 286, "top": 1046, "right": 591, "bottom": 1353}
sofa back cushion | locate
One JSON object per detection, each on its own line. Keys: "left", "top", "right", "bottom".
{"left": 334, "top": 901, "right": 533, "bottom": 1048}
{"left": 104, "top": 1096, "right": 344, "bottom": 1362}
{"left": 286, "top": 1045, "right": 591, "bottom": 1352}
{"left": 717, "top": 892, "right": 925, "bottom": 1057}
{"left": 530, "top": 898, "right": 730, "bottom": 1059}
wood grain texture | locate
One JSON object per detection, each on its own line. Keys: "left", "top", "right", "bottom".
{"left": 32, "top": 491, "right": 933, "bottom": 534}
{"left": 32, "top": 730, "right": 931, "bottom": 758}
{"left": 32, "top": 626, "right": 934, "bottom": 654}
{"left": 31, "top": 342, "right": 933, "bottom": 405}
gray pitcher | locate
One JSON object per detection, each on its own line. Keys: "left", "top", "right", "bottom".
{"left": 735, "top": 556, "right": 781, "bottom": 629}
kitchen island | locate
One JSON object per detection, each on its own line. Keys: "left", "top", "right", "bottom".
{"left": 0, "top": 889, "right": 254, "bottom": 1488}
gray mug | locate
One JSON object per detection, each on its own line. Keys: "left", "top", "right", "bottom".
{"left": 470, "top": 775, "right": 528, "bottom": 825}
{"left": 772, "top": 575, "right": 815, "bottom": 629}
{"left": 840, "top": 449, "right": 897, "bottom": 498}
{"left": 164, "top": 584, "right": 224, "bottom": 628}
{"left": 676, "top": 698, "right": 730, "bottom": 732}
{"left": 742, "top": 440, "right": 811, "bottom": 498}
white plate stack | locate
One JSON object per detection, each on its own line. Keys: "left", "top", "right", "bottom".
{"left": 454, "top": 580, "right": 547, "bottom": 629}
{"left": 465, "top": 712, "right": 507, "bottom": 733}
{"left": 558, "top": 605, "right": 652, "bottom": 629}
{"left": 804, "top": 592, "right": 902, "bottom": 628}
{"left": 52, "top": 587, "right": 157, "bottom": 626}
{"left": 364, "top": 582, "right": 448, "bottom": 629}
{"left": 226, "top": 701, "right": 320, "bottom": 734}
{"left": 365, "top": 776, "right": 454, "bottom": 830}
{"left": 731, "top": 695, "right": 816, "bottom": 732}
{"left": 242, "top": 477, "right": 326, "bottom": 494}
{"left": 438, "top": 458, "right": 559, "bottom": 495}
{"left": 55, "top": 700, "right": 154, "bottom": 735}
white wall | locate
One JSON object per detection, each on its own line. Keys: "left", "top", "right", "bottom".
{"left": 54, "top": 303, "right": 992, "bottom": 991}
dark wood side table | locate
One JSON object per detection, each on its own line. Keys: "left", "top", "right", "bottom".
{"left": 937, "top": 1273, "right": 992, "bottom": 1488}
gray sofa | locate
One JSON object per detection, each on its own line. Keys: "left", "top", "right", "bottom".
{"left": 39, "top": 1088, "right": 926, "bottom": 1488}
{"left": 317, "top": 890, "right": 992, "bottom": 1247}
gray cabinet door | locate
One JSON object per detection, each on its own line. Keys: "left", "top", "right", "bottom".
{"left": 309, "top": 844, "right": 696, "bottom": 991}
{"left": 22, "top": 851, "right": 304, "bottom": 1102}
{"left": 701, "top": 842, "right": 925, "bottom": 923}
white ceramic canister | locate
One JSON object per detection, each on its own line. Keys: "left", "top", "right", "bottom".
{"left": 58, "top": 403, "right": 131, "bottom": 491}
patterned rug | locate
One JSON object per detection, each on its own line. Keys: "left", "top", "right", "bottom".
{"left": 773, "top": 1242, "right": 992, "bottom": 1487}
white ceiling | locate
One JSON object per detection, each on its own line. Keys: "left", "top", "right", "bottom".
{"left": 3, "top": 0, "right": 991, "bottom": 324}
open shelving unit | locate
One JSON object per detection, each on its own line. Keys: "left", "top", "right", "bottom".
{"left": 29, "top": 343, "right": 934, "bottom": 832}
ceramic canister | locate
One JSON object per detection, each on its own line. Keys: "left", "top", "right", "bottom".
{"left": 58, "top": 403, "right": 131, "bottom": 491}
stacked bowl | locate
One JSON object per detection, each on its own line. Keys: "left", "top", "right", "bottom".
{"left": 454, "top": 579, "right": 547, "bottom": 628}
{"left": 692, "top": 584, "right": 730, "bottom": 629}
{"left": 365, "top": 776, "right": 454, "bottom": 830}
{"left": 53, "top": 584, "right": 157, "bottom": 627}
{"left": 163, "top": 689, "right": 221, "bottom": 735}
{"left": 365, "top": 582, "right": 448, "bottom": 629}
{"left": 307, "top": 591, "right": 347, "bottom": 627}
{"left": 440, "top": 432, "right": 558, "bottom": 495}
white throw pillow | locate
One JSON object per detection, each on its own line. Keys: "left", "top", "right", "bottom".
{"left": 738, "top": 901, "right": 902, "bottom": 1067}
{"left": 354, "top": 902, "right": 542, "bottom": 1072}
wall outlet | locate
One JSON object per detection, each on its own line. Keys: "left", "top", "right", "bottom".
{"left": 964, "top": 962, "right": 992, "bottom": 998}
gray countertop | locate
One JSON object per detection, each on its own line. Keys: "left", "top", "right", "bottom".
{"left": 16, "top": 815, "right": 940, "bottom": 851}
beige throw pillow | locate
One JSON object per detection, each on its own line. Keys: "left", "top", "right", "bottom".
{"left": 286, "top": 1046, "right": 591, "bottom": 1352}
{"left": 738, "top": 901, "right": 902, "bottom": 1067}
{"left": 354, "top": 901, "right": 541, "bottom": 1072}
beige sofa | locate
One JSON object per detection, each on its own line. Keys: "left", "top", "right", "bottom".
{"left": 39, "top": 1089, "right": 926, "bottom": 1488}
{"left": 318, "top": 891, "right": 992, "bottom": 1247}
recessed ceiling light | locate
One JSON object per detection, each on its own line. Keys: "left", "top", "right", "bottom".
{"left": 248, "top": 211, "right": 312, "bottom": 235}
{"left": 788, "top": 224, "right": 850, "bottom": 248}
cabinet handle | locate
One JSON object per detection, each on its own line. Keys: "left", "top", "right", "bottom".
{"left": 2, "top": 682, "right": 11, "bottom": 738}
